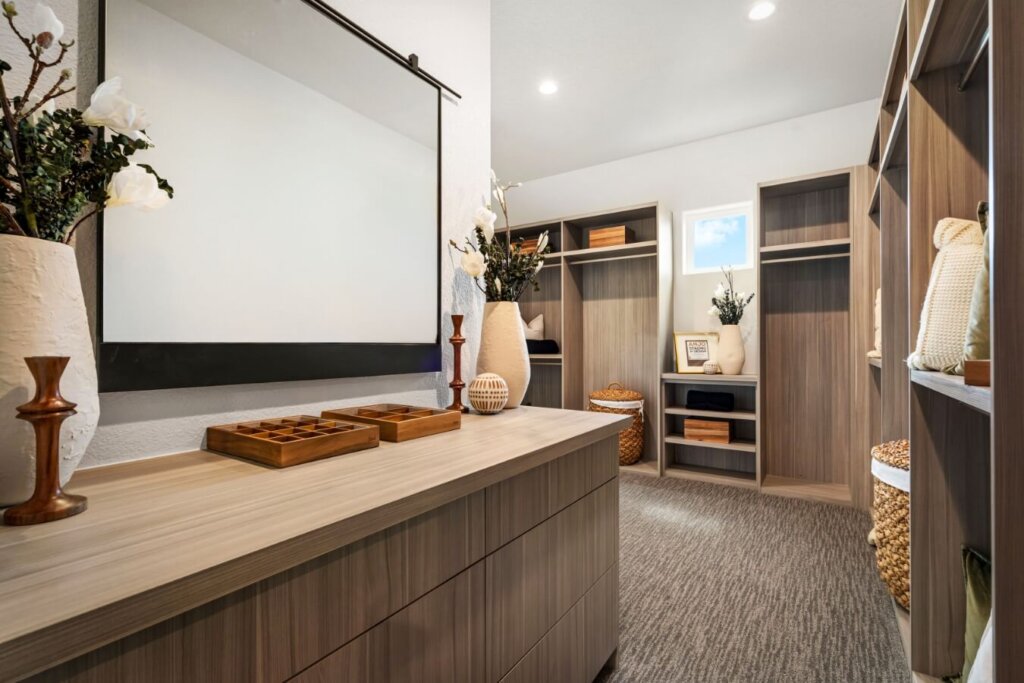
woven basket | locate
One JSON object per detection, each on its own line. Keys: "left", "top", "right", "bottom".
{"left": 589, "top": 383, "right": 644, "bottom": 466}
{"left": 872, "top": 439, "right": 911, "bottom": 609}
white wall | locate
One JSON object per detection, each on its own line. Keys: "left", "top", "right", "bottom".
{"left": 510, "top": 100, "right": 878, "bottom": 373}
{"left": 53, "top": 0, "right": 489, "bottom": 467}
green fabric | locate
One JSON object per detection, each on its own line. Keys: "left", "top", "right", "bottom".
{"left": 959, "top": 547, "right": 993, "bottom": 682}
{"left": 952, "top": 202, "right": 990, "bottom": 375}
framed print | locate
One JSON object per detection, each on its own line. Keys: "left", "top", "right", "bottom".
{"left": 674, "top": 332, "right": 719, "bottom": 373}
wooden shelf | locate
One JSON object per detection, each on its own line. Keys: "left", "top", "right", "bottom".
{"left": 665, "top": 464, "right": 757, "bottom": 490}
{"left": 761, "top": 252, "right": 850, "bottom": 266}
{"left": 868, "top": 356, "right": 882, "bottom": 369}
{"left": 662, "top": 373, "right": 758, "bottom": 385}
{"left": 664, "top": 435, "right": 756, "bottom": 454}
{"left": 759, "top": 237, "right": 851, "bottom": 255}
{"left": 528, "top": 354, "right": 562, "bottom": 363}
{"left": 869, "top": 172, "right": 881, "bottom": 215}
{"left": 880, "top": 83, "right": 909, "bottom": 171}
{"left": 664, "top": 406, "right": 756, "bottom": 421}
{"left": 561, "top": 240, "right": 658, "bottom": 265}
{"left": 909, "top": 0, "right": 987, "bottom": 80}
{"left": 620, "top": 460, "right": 659, "bottom": 477}
{"left": 760, "top": 475, "right": 852, "bottom": 506}
{"left": 910, "top": 370, "right": 991, "bottom": 415}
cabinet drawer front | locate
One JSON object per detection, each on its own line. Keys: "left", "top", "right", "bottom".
{"left": 291, "top": 562, "right": 486, "bottom": 683}
{"left": 258, "top": 491, "right": 486, "bottom": 681}
{"left": 500, "top": 565, "right": 618, "bottom": 683}
{"left": 486, "top": 479, "right": 618, "bottom": 680}
{"left": 485, "top": 437, "right": 618, "bottom": 553}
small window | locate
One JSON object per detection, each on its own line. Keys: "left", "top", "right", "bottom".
{"left": 681, "top": 202, "right": 754, "bottom": 275}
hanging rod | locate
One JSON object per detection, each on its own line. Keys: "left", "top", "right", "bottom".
{"left": 303, "top": 0, "right": 462, "bottom": 100}
{"left": 958, "top": 27, "right": 990, "bottom": 93}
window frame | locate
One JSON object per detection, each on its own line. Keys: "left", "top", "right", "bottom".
{"left": 680, "top": 201, "right": 755, "bottom": 276}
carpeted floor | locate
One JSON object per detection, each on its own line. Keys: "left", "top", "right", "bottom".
{"left": 598, "top": 473, "right": 909, "bottom": 683}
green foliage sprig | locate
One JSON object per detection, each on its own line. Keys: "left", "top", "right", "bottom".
{"left": 709, "top": 267, "right": 754, "bottom": 325}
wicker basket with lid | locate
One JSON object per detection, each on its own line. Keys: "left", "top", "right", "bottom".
{"left": 588, "top": 383, "right": 644, "bottom": 465}
{"left": 871, "top": 439, "right": 911, "bottom": 609}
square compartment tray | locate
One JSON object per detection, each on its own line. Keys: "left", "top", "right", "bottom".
{"left": 321, "top": 404, "right": 461, "bottom": 442}
{"left": 206, "top": 415, "right": 379, "bottom": 468}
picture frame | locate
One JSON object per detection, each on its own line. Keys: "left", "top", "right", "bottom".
{"left": 674, "top": 332, "right": 719, "bottom": 373}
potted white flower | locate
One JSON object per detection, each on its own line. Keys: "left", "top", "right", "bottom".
{"left": 0, "top": 2, "right": 172, "bottom": 505}
{"left": 450, "top": 171, "right": 552, "bottom": 407}
{"left": 708, "top": 267, "right": 755, "bottom": 375}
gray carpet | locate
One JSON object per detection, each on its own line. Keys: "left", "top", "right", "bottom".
{"left": 598, "top": 474, "right": 909, "bottom": 683}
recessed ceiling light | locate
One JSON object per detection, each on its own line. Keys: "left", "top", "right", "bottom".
{"left": 748, "top": 1, "right": 776, "bottom": 20}
{"left": 538, "top": 80, "right": 559, "bottom": 95}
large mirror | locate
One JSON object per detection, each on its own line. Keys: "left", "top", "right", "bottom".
{"left": 99, "top": 0, "right": 441, "bottom": 391}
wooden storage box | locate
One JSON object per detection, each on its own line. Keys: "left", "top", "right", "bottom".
{"left": 587, "top": 225, "right": 632, "bottom": 248}
{"left": 322, "top": 404, "right": 461, "bottom": 442}
{"left": 206, "top": 415, "right": 379, "bottom": 468}
{"left": 683, "top": 417, "right": 732, "bottom": 444}
{"left": 519, "top": 237, "right": 539, "bottom": 254}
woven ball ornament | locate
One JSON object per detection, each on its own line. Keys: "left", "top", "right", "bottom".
{"left": 468, "top": 373, "right": 509, "bottom": 414}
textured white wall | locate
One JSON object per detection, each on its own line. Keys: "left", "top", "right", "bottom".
{"left": 35, "top": 0, "right": 489, "bottom": 466}
{"left": 510, "top": 99, "right": 879, "bottom": 374}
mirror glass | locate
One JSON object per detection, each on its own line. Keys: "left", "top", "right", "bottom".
{"left": 102, "top": 0, "right": 439, "bottom": 345}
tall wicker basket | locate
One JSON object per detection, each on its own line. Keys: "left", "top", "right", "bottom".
{"left": 588, "top": 383, "right": 644, "bottom": 466}
{"left": 872, "top": 439, "right": 911, "bottom": 609}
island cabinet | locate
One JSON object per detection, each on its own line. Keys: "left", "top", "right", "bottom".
{"left": 0, "top": 408, "right": 625, "bottom": 683}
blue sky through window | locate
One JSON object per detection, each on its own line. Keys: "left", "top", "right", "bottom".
{"left": 692, "top": 214, "right": 748, "bottom": 270}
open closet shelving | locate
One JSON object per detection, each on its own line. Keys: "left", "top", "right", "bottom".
{"left": 863, "top": 0, "right": 1024, "bottom": 679}
{"left": 510, "top": 203, "right": 674, "bottom": 471}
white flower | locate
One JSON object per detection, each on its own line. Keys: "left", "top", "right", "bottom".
{"left": 708, "top": 306, "right": 720, "bottom": 317}
{"left": 494, "top": 278, "right": 502, "bottom": 295}
{"left": 535, "top": 260, "right": 544, "bottom": 274}
{"left": 26, "top": 96, "right": 55, "bottom": 127}
{"left": 713, "top": 283, "right": 726, "bottom": 299}
{"left": 473, "top": 206, "right": 496, "bottom": 243}
{"left": 32, "top": 4, "right": 63, "bottom": 50}
{"left": 536, "top": 232, "right": 549, "bottom": 253}
{"left": 106, "top": 164, "right": 170, "bottom": 210}
{"left": 82, "top": 77, "right": 152, "bottom": 141}
{"left": 737, "top": 291, "right": 747, "bottom": 301}
{"left": 460, "top": 250, "right": 485, "bottom": 278}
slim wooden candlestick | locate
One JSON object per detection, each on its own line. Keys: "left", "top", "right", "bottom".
{"left": 446, "top": 314, "right": 469, "bottom": 413}
{"left": 4, "top": 356, "right": 88, "bottom": 526}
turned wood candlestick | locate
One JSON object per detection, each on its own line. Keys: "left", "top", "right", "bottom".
{"left": 4, "top": 356, "right": 88, "bottom": 526}
{"left": 446, "top": 314, "right": 469, "bottom": 413}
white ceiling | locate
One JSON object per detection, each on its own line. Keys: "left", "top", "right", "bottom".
{"left": 492, "top": 0, "right": 902, "bottom": 181}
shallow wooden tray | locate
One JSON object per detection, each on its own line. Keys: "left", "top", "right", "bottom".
{"left": 321, "top": 404, "right": 461, "bottom": 442}
{"left": 206, "top": 415, "right": 379, "bottom": 468}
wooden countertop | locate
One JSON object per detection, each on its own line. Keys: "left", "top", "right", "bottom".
{"left": 0, "top": 406, "right": 627, "bottom": 680}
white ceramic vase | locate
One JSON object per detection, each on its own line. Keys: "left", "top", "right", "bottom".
{"left": 718, "top": 324, "right": 746, "bottom": 375}
{"left": 0, "top": 235, "right": 100, "bottom": 506}
{"left": 476, "top": 301, "right": 531, "bottom": 409}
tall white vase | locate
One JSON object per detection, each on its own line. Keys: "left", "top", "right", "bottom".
{"left": 718, "top": 324, "right": 746, "bottom": 375}
{"left": 0, "top": 235, "right": 99, "bottom": 505}
{"left": 476, "top": 301, "right": 531, "bottom": 409}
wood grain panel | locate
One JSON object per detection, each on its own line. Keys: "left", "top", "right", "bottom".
{"left": 761, "top": 259, "right": 851, "bottom": 485}
{"left": 880, "top": 166, "right": 910, "bottom": 442}
{"left": 909, "top": 386, "right": 991, "bottom": 677}
{"left": 761, "top": 186, "right": 850, "bottom": 247}
{"left": 0, "top": 408, "right": 627, "bottom": 681}
{"left": 989, "top": 3, "right": 1024, "bottom": 679}
{"left": 500, "top": 564, "right": 618, "bottom": 683}
{"left": 850, "top": 165, "right": 881, "bottom": 511}
{"left": 523, "top": 362, "right": 562, "bottom": 409}
{"left": 561, "top": 259, "right": 585, "bottom": 410}
{"left": 519, "top": 265, "right": 563, "bottom": 347}
{"left": 291, "top": 562, "right": 486, "bottom": 683}
{"left": 907, "top": 65, "right": 988, "bottom": 346}
{"left": 257, "top": 492, "right": 485, "bottom": 681}
{"left": 27, "top": 587, "right": 259, "bottom": 683}
{"left": 581, "top": 257, "right": 659, "bottom": 464}
{"left": 486, "top": 479, "right": 618, "bottom": 681}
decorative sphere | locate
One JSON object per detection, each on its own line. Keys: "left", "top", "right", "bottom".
{"left": 468, "top": 373, "right": 509, "bottom": 414}
{"left": 703, "top": 360, "right": 720, "bottom": 375}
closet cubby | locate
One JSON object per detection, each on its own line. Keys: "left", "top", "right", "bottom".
{"left": 506, "top": 203, "right": 673, "bottom": 471}
{"left": 867, "top": 0, "right": 1003, "bottom": 677}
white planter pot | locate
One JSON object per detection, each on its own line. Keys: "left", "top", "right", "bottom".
{"left": 718, "top": 324, "right": 746, "bottom": 375}
{"left": 0, "top": 235, "right": 99, "bottom": 506}
{"left": 475, "top": 301, "right": 531, "bottom": 408}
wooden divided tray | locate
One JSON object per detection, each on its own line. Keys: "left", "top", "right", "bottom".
{"left": 321, "top": 404, "right": 461, "bottom": 442}
{"left": 206, "top": 415, "right": 379, "bottom": 468}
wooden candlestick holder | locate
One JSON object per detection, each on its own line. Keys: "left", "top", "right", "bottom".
{"left": 4, "top": 356, "right": 88, "bottom": 526}
{"left": 446, "top": 314, "right": 469, "bottom": 413}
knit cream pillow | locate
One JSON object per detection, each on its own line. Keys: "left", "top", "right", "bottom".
{"left": 908, "top": 218, "right": 984, "bottom": 372}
